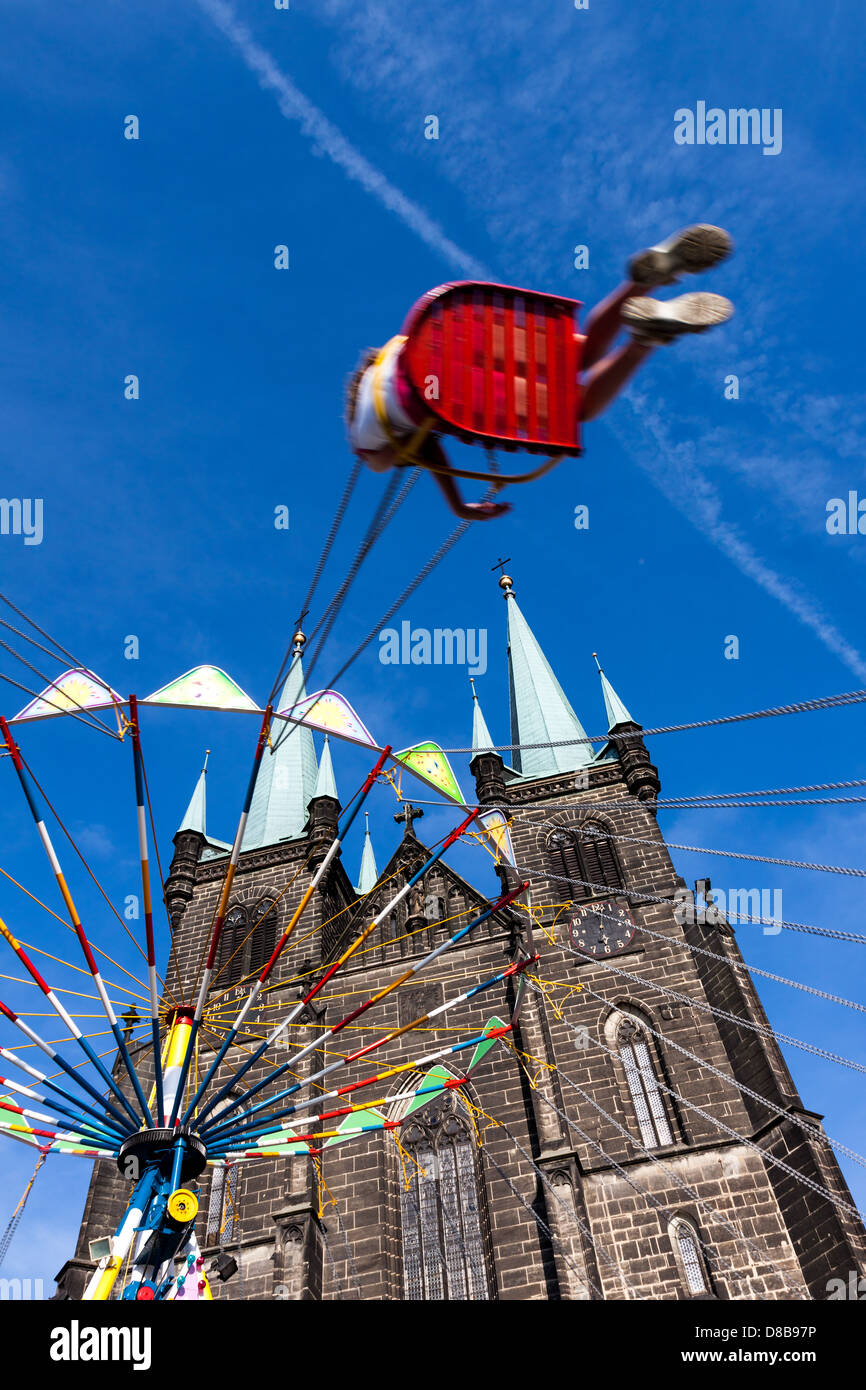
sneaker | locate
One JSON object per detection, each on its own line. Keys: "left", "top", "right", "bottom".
{"left": 628, "top": 225, "right": 733, "bottom": 288}
{"left": 621, "top": 292, "right": 734, "bottom": 344}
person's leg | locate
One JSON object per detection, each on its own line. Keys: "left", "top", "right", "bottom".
{"left": 581, "top": 224, "right": 733, "bottom": 369}
{"left": 581, "top": 340, "right": 653, "bottom": 421}
{"left": 581, "top": 291, "right": 734, "bottom": 422}
{"left": 581, "top": 282, "right": 641, "bottom": 369}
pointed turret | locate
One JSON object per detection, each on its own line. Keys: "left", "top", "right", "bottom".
{"left": 593, "top": 653, "right": 634, "bottom": 731}
{"left": 243, "top": 631, "right": 318, "bottom": 850}
{"left": 167, "top": 751, "right": 211, "bottom": 927}
{"left": 356, "top": 813, "right": 379, "bottom": 894}
{"left": 501, "top": 573, "right": 594, "bottom": 778}
{"left": 470, "top": 677, "right": 495, "bottom": 755}
{"left": 178, "top": 751, "right": 209, "bottom": 835}
{"left": 313, "top": 736, "right": 338, "bottom": 801}
{"left": 591, "top": 653, "right": 660, "bottom": 804}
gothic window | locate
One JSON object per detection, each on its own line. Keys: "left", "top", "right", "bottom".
{"left": 669, "top": 1215, "right": 712, "bottom": 1296}
{"left": 217, "top": 899, "right": 280, "bottom": 987}
{"left": 206, "top": 1164, "right": 239, "bottom": 1243}
{"left": 398, "top": 1087, "right": 494, "bottom": 1301}
{"left": 547, "top": 825, "right": 622, "bottom": 901}
{"left": 617, "top": 1017, "right": 673, "bottom": 1148}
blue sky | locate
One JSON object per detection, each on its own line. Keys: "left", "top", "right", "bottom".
{"left": 0, "top": 0, "right": 865, "bottom": 1288}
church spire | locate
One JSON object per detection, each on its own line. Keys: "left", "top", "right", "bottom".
{"left": 356, "top": 812, "right": 379, "bottom": 894}
{"left": 243, "top": 630, "right": 318, "bottom": 850}
{"left": 500, "top": 572, "right": 594, "bottom": 778}
{"left": 593, "top": 652, "right": 635, "bottom": 731}
{"left": 470, "top": 677, "right": 495, "bottom": 754}
{"left": 177, "top": 751, "right": 209, "bottom": 836}
{"left": 313, "top": 736, "right": 338, "bottom": 800}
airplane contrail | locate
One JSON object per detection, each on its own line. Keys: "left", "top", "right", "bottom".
{"left": 194, "top": 0, "right": 490, "bottom": 280}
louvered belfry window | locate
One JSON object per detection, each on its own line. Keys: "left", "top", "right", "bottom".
{"left": 217, "top": 899, "right": 280, "bottom": 987}
{"left": 548, "top": 825, "right": 622, "bottom": 900}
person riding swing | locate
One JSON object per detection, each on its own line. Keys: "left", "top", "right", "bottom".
{"left": 346, "top": 224, "right": 733, "bottom": 521}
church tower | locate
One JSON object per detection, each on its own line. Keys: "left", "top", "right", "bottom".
{"left": 55, "top": 596, "right": 866, "bottom": 1301}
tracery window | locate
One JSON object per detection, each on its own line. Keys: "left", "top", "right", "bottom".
{"left": 669, "top": 1215, "right": 712, "bottom": 1296}
{"left": 398, "top": 1087, "right": 494, "bottom": 1301}
{"left": 548, "top": 824, "right": 622, "bottom": 901}
{"left": 617, "top": 1017, "right": 673, "bottom": 1148}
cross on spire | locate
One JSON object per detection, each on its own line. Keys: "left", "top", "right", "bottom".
{"left": 394, "top": 802, "right": 424, "bottom": 836}
{"left": 491, "top": 556, "right": 511, "bottom": 577}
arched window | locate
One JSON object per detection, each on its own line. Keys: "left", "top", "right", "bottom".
{"left": 548, "top": 825, "right": 622, "bottom": 901}
{"left": 206, "top": 1164, "right": 239, "bottom": 1243}
{"left": 398, "top": 1085, "right": 494, "bottom": 1301}
{"left": 669, "top": 1215, "right": 712, "bottom": 1296}
{"left": 617, "top": 1016, "right": 673, "bottom": 1148}
{"left": 217, "top": 899, "right": 280, "bottom": 987}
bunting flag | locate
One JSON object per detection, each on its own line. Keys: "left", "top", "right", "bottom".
{"left": 11, "top": 668, "right": 123, "bottom": 724}
{"left": 142, "top": 665, "right": 258, "bottom": 712}
{"left": 276, "top": 688, "right": 377, "bottom": 749}
{"left": 478, "top": 808, "right": 516, "bottom": 866}
{"left": 394, "top": 741, "right": 465, "bottom": 805}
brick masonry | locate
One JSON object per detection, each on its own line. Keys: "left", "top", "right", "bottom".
{"left": 55, "top": 734, "right": 866, "bottom": 1302}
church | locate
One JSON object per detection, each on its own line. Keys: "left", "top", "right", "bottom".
{"left": 55, "top": 574, "right": 866, "bottom": 1300}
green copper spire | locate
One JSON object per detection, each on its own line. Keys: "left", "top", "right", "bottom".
{"left": 178, "top": 751, "right": 209, "bottom": 835}
{"left": 593, "top": 652, "right": 635, "bottom": 730}
{"left": 312, "top": 736, "right": 339, "bottom": 801}
{"left": 501, "top": 573, "right": 594, "bottom": 777}
{"left": 470, "top": 677, "right": 495, "bottom": 755}
{"left": 243, "top": 634, "right": 319, "bottom": 850}
{"left": 356, "top": 812, "right": 379, "bottom": 895}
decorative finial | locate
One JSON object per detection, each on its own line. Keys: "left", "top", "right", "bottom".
{"left": 491, "top": 556, "right": 513, "bottom": 595}
{"left": 470, "top": 676, "right": 478, "bottom": 699}
{"left": 592, "top": 653, "right": 603, "bottom": 675}
{"left": 203, "top": 749, "right": 211, "bottom": 772}
{"left": 292, "top": 629, "right": 307, "bottom": 653}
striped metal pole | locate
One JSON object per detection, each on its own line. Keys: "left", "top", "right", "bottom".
{"left": 0, "top": 1070, "right": 123, "bottom": 1148}
{"left": 0, "top": 916, "right": 142, "bottom": 1129}
{"left": 166, "top": 705, "right": 273, "bottom": 1128}
{"left": 0, "top": 997, "right": 135, "bottom": 1133}
{"left": 180, "top": 746, "right": 392, "bottom": 1125}
{"left": 0, "top": 1045, "right": 129, "bottom": 1141}
{"left": 196, "top": 807, "right": 481, "bottom": 1133}
{"left": 209, "top": 1023, "right": 513, "bottom": 1150}
{"left": 127, "top": 695, "right": 164, "bottom": 1127}
{"left": 207, "top": 958, "right": 535, "bottom": 1144}
{"left": 0, "top": 716, "right": 151, "bottom": 1127}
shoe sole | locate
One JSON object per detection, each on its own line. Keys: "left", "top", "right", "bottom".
{"left": 622, "top": 291, "right": 734, "bottom": 337}
{"left": 630, "top": 224, "right": 733, "bottom": 286}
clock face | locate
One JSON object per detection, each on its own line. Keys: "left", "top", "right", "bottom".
{"left": 568, "top": 902, "right": 636, "bottom": 957}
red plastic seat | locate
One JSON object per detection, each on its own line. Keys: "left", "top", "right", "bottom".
{"left": 400, "top": 282, "right": 584, "bottom": 457}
